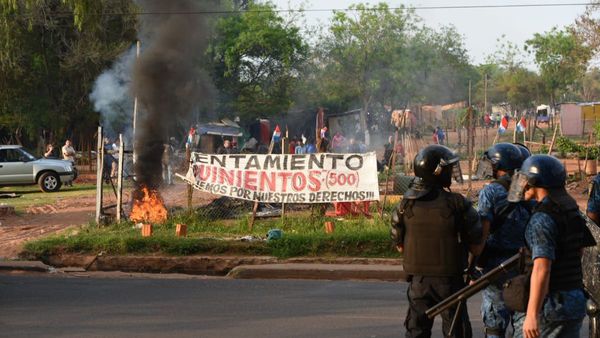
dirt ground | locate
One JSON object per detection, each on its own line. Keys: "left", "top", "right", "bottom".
{"left": 0, "top": 174, "right": 218, "bottom": 259}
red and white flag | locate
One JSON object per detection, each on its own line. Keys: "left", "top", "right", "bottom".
{"left": 517, "top": 117, "right": 527, "bottom": 132}
{"left": 499, "top": 116, "right": 509, "bottom": 134}
{"left": 272, "top": 125, "right": 281, "bottom": 142}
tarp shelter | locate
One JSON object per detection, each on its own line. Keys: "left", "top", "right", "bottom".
{"left": 559, "top": 102, "right": 600, "bottom": 136}
{"left": 327, "top": 109, "right": 363, "bottom": 141}
{"left": 536, "top": 104, "right": 550, "bottom": 123}
{"left": 197, "top": 120, "right": 243, "bottom": 153}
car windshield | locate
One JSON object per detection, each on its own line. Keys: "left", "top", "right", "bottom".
{"left": 17, "top": 148, "right": 37, "bottom": 161}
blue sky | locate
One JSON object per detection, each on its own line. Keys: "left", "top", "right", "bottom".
{"left": 269, "top": 0, "right": 589, "bottom": 66}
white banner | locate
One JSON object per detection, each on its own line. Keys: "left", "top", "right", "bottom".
{"left": 180, "top": 152, "right": 380, "bottom": 203}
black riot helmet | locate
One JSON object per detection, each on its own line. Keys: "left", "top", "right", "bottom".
{"left": 507, "top": 155, "right": 566, "bottom": 202}
{"left": 483, "top": 143, "right": 524, "bottom": 174}
{"left": 413, "top": 145, "right": 460, "bottom": 188}
{"left": 513, "top": 142, "right": 532, "bottom": 160}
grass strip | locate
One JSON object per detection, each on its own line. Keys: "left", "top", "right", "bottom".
{"left": 23, "top": 211, "right": 399, "bottom": 259}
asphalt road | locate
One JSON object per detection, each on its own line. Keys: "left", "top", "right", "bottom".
{"left": 0, "top": 273, "right": 589, "bottom": 337}
{"left": 0, "top": 272, "right": 476, "bottom": 337}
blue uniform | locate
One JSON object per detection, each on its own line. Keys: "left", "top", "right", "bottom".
{"left": 477, "top": 181, "right": 531, "bottom": 337}
{"left": 587, "top": 174, "right": 600, "bottom": 215}
{"left": 512, "top": 199, "right": 586, "bottom": 338}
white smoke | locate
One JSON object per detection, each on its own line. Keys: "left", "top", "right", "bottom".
{"left": 90, "top": 45, "right": 137, "bottom": 139}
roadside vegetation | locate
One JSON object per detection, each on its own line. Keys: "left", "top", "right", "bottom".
{"left": 23, "top": 210, "right": 398, "bottom": 259}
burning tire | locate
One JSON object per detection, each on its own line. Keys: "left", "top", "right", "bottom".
{"left": 39, "top": 172, "right": 61, "bottom": 192}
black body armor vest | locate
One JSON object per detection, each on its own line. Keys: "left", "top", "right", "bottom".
{"left": 402, "top": 190, "right": 465, "bottom": 276}
{"left": 533, "top": 192, "right": 585, "bottom": 292}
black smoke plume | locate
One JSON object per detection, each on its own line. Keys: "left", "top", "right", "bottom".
{"left": 132, "top": 0, "right": 216, "bottom": 191}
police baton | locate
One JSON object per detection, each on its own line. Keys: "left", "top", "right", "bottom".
{"left": 426, "top": 252, "right": 523, "bottom": 320}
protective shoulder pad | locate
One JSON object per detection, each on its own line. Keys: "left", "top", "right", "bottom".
{"left": 445, "top": 191, "right": 471, "bottom": 214}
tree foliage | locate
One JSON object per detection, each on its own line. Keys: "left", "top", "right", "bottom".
{"left": 0, "top": 0, "right": 137, "bottom": 147}
{"left": 2, "top": 0, "right": 599, "bottom": 149}
{"left": 526, "top": 28, "right": 592, "bottom": 105}
{"left": 209, "top": 1, "right": 308, "bottom": 119}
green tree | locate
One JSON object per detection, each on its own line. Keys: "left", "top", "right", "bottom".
{"left": 209, "top": 1, "right": 308, "bottom": 120}
{"left": 525, "top": 28, "right": 592, "bottom": 106}
{"left": 0, "top": 0, "right": 137, "bottom": 147}
{"left": 320, "top": 3, "right": 415, "bottom": 140}
{"left": 478, "top": 37, "right": 548, "bottom": 114}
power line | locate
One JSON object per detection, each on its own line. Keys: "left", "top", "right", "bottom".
{"left": 143, "top": 2, "right": 595, "bottom": 14}
{"left": 4, "top": 2, "right": 596, "bottom": 17}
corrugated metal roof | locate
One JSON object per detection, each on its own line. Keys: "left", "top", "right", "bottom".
{"left": 197, "top": 123, "right": 242, "bottom": 137}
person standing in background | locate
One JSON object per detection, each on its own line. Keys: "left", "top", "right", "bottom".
{"left": 436, "top": 127, "right": 446, "bottom": 145}
{"left": 44, "top": 144, "right": 56, "bottom": 158}
{"left": 62, "top": 139, "right": 76, "bottom": 186}
{"left": 162, "top": 141, "right": 174, "bottom": 185}
{"left": 62, "top": 139, "right": 76, "bottom": 162}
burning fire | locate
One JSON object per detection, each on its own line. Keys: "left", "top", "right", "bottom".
{"left": 130, "top": 186, "right": 168, "bottom": 224}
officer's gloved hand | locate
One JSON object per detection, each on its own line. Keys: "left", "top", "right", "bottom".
{"left": 464, "top": 266, "right": 483, "bottom": 283}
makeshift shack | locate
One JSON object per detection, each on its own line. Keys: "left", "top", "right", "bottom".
{"left": 559, "top": 102, "right": 600, "bottom": 136}
{"left": 419, "top": 105, "right": 443, "bottom": 126}
{"left": 440, "top": 101, "right": 466, "bottom": 130}
{"left": 197, "top": 119, "right": 243, "bottom": 154}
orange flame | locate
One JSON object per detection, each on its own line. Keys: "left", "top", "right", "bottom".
{"left": 130, "top": 186, "right": 168, "bottom": 224}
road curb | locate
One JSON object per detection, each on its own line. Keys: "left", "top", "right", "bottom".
{"left": 19, "top": 254, "right": 405, "bottom": 281}
{"left": 227, "top": 263, "right": 405, "bottom": 281}
{"left": 0, "top": 260, "right": 51, "bottom": 272}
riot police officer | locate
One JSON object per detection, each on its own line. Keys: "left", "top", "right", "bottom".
{"left": 476, "top": 143, "right": 532, "bottom": 338}
{"left": 587, "top": 172, "right": 600, "bottom": 225}
{"left": 508, "top": 155, "right": 594, "bottom": 338}
{"left": 391, "top": 145, "right": 484, "bottom": 338}
{"left": 585, "top": 171, "right": 600, "bottom": 338}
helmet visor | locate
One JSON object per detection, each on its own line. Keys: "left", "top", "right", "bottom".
{"left": 476, "top": 158, "right": 493, "bottom": 179}
{"left": 452, "top": 162, "right": 464, "bottom": 184}
{"left": 507, "top": 171, "right": 529, "bottom": 202}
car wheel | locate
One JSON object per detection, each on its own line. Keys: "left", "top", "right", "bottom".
{"left": 39, "top": 172, "right": 61, "bottom": 192}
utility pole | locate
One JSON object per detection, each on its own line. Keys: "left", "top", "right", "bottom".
{"left": 484, "top": 74, "right": 488, "bottom": 147}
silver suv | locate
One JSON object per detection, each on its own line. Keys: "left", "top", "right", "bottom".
{"left": 0, "top": 145, "right": 75, "bottom": 192}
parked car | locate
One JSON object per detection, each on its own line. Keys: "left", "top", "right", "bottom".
{"left": 0, "top": 145, "right": 75, "bottom": 192}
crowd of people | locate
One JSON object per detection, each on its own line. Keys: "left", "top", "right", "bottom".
{"left": 391, "top": 143, "right": 597, "bottom": 338}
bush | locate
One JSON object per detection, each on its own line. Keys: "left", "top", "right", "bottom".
{"left": 556, "top": 136, "right": 582, "bottom": 154}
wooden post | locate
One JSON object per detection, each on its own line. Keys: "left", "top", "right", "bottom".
{"left": 583, "top": 146, "right": 589, "bottom": 180}
{"left": 186, "top": 147, "right": 192, "bottom": 215}
{"left": 512, "top": 113, "right": 518, "bottom": 143}
{"left": 95, "top": 126, "right": 104, "bottom": 226}
{"left": 116, "top": 134, "right": 125, "bottom": 222}
{"left": 381, "top": 130, "right": 399, "bottom": 217}
{"left": 547, "top": 122, "right": 560, "bottom": 155}
{"left": 141, "top": 223, "right": 152, "bottom": 237}
{"left": 281, "top": 136, "right": 287, "bottom": 221}
{"left": 467, "top": 106, "right": 473, "bottom": 194}
{"left": 249, "top": 137, "right": 275, "bottom": 231}
{"left": 88, "top": 139, "right": 93, "bottom": 172}
{"left": 176, "top": 223, "right": 187, "bottom": 237}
